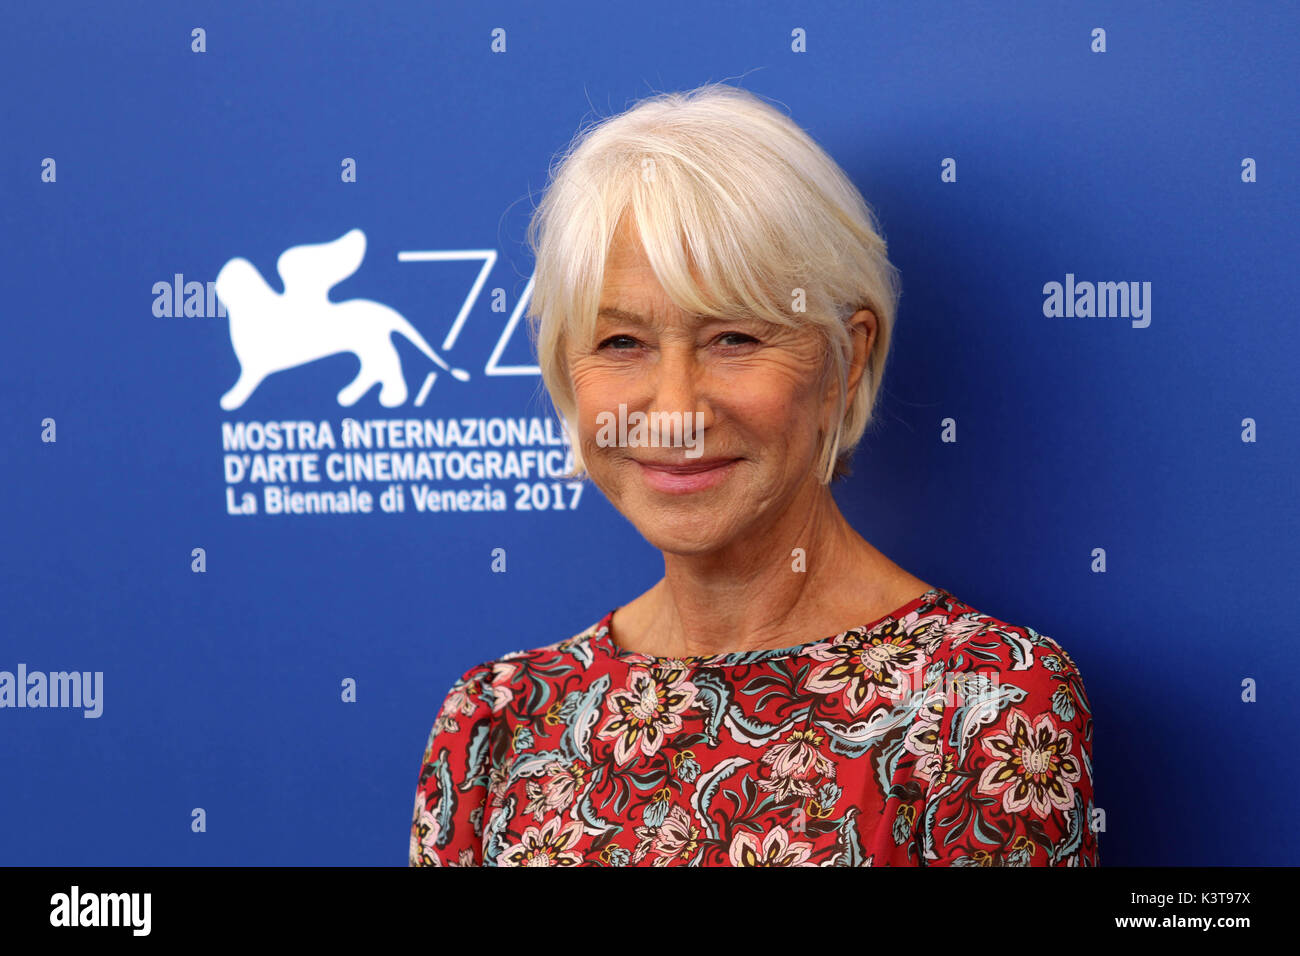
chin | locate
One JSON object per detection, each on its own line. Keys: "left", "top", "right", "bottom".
{"left": 633, "top": 517, "right": 737, "bottom": 556}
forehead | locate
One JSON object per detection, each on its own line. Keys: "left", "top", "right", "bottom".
{"left": 598, "top": 217, "right": 701, "bottom": 318}
{"left": 600, "top": 221, "right": 656, "bottom": 289}
{"left": 607, "top": 213, "right": 648, "bottom": 259}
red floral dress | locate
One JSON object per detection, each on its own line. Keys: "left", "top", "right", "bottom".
{"left": 409, "top": 586, "right": 1097, "bottom": 866}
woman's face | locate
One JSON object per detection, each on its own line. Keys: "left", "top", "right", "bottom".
{"left": 565, "top": 222, "right": 844, "bottom": 556}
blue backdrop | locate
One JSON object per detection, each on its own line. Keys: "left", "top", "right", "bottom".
{"left": 2, "top": 0, "right": 1296, "bottom": 866}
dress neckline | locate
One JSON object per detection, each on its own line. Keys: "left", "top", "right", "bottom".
{"left": 589, "top": 586, "right": 951, "bottom": 668}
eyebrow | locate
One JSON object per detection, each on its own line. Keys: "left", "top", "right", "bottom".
{"left": 597, "top": 307, "right": 734, "bottom": 326}
{"left": 597, "top": 307, "right": 653, "bottom": 325}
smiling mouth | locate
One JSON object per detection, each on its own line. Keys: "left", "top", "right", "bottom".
{"left": 633, "top": 457, "right": 741, "bottom": 495}
{"left": 636, "top": 458, "right": 739, "bottom": 474}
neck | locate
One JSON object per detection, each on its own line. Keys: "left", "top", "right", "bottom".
{"left": 638, "top": 476, "right": 896, "bottom": 658}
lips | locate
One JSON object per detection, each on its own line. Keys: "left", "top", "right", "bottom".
{"left": 636, "top": 457, "right": 739, "bottom": 474}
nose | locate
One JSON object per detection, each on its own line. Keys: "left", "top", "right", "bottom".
{"left": 648, "top": 342, "right": 714, "bottom": 435}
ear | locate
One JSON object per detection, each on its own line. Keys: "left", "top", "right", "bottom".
{"left": 820, "top": 309, "right": 877, "bottom": 425}
{"left": 844, "top": 309, "right": 878, "bottom": 402}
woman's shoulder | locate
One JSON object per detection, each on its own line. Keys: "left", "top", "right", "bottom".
{"left": 908, "top": 590, "right": 1098, "bottom": 866}
{"left": 514, "top": 611, "right": 616, "bottom": 663}
{"left": 441, "top": 611, "right": 614, "bottom": 696}
{"left": 923, "top": 589, "right": 1094, "bottom": 728}
{"left": 928, "top": 589, "right": 1088, "bottom": 679}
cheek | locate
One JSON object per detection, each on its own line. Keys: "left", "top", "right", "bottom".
{"left": 568, "top": 367, "right": 616, "bottom": 421}
{"left": 738, "top": 372, "right": 823, "bottom": 437}
{"left": 568, "top": 372, "right": 625, "bottom": 465}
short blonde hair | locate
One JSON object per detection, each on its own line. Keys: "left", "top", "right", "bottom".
{"left": 525, "top": 82, "right": 902, "bottom": 484}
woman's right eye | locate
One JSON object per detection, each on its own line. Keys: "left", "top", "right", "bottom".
{"left": 597, "top": 335, "right": 639, "bottom": 350}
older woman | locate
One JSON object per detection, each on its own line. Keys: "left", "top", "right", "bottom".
{"left": 410, "top": 83, "right": 1097, "bottom": 867}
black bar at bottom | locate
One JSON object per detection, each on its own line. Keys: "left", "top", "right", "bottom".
{"left": 0, "top": 865, "right": 1279, "bottom": 941}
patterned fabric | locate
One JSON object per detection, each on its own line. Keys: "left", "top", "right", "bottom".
{"left": 409, "top": 586, "right": 1097, "bottom": 866}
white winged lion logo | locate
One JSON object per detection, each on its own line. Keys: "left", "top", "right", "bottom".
{"left": 215, "top": 228, "right": 470, "bottom": 410}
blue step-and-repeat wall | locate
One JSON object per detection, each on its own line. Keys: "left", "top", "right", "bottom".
{"left": 2, "top": 1, "right": 1296, "bottom": 866}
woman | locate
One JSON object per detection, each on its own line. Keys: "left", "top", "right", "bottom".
{"left": 410, "top": 83, "right": 1097, "bottom": 866}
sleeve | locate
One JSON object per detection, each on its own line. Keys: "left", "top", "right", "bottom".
{"left": 409, "top": 662, "right": 497, "bottom": 867}
{"left": 920, "top": 632, "right": 1097, "bottom": 866}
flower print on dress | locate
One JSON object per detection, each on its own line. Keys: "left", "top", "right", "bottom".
{"left": 488, "top": 660, "right": 520, "bottom": 714}
{"left": 410, "top": 798, "right": 442, "bottom": 867}
{"left": 650, "top": 805, "right": 702, "bottom": 866}
{"left": 436, "top": 681, "right": 484, "bottom": 735}
{"left": 728, "top": 825, "right": 816, "bottom": 866}
{"left": 977, "top": 707, "right": 1083, "bottom": 818}
{"left": 805, "top": 618, "right": 927, "bottom": 714}
{"left": 497, "top": 816, "right": 586, "bottom": 866}
{"left": 596, "top": 664, "right": 699, "bottom": 765}
{"left": 522, "top": 759, "right": 592, "bottom": 822}
{"left": 757, "top": 727, "right": 837, "bottom": 800}
{"left": 904, "top": 682, "right": 954, "bottom": 789}
{"left": 410, "top": 586, "right": 1099, "bottom": 866}
{"left": 632, "top": 802, "right": 701, "bottom": 866}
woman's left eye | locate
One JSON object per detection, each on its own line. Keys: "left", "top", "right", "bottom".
{"left": 716, "top": 332, "right": 758, "bottom": 346}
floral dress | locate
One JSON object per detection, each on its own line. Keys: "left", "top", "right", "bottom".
{"left": 409, "top": 586, "right": 1097, "bottom": 866}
